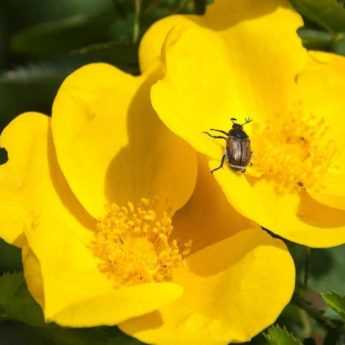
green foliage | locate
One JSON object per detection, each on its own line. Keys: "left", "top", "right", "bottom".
{"left": 0, "top": 322, "right": 142, "bottom": 345}
{"left": 308, "top": 247, "right": 345, "bottom": 294}
{"left": 0, "top": 272, "right": 44, "bottom": 326}
{"left": 289, "top": 244, "right": 345, "bottom": 294}
{"left": 2, "top": 0, "right": 113, "bottom": 31}
{"left": 297, "top": 28, "right": 333, "bottom": 49}
{"left": 0, "top": 240, "right": 22, "bottom": 273}
{"left": 0, "top": 44, "right": 138, "bottom": 129}
{"left": 322, "top": 292, "right": 345, "bottom": 320}
{"left": 11, "top": 14, "right": 115, "bottom": 58}
{"left": 0, "top": 0, "right": 196, "bottom": 128}
{"left": 264, "top": 325, "right": 303, "bottom": 345}
{"left": 290, "top": 0, "right": 345, "bottom": 31}
{"left": 0, "top": 272, "right": 142, "bottom": 344}
{"left": 291, "top": 0, "right": 345, "bottom": 56}
{"left": 323, "top": 328, "right": 345, "bottom": 345}
{"left": 0, "top": 61, "right": 73, "bottom": 128}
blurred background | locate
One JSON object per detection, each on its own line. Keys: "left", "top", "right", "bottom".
{"left": 1, "top": 0, "right": 345, "bottom": 131}
{"left": 1, "top": 1, "right": 345, "bottom": 344}
{"left": 0, "top": 0, "right": 197, "bottom": 130}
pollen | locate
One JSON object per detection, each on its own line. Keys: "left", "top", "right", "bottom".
{"left": 91, "top": 198, "right": 188, "bottom": 287}
{"left": 249, "top": 106, "right": 337, "bottom": 193}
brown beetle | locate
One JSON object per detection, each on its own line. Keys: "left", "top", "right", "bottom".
{"left": 204, "top": 117, "right": 252, "bottom": 173}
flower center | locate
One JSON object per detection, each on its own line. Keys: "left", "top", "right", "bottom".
{"left": 249, "top": 108, "right": 336, "bottom": 193}
{"left": 91, "top": 198, "right": 189, "bottom": 287}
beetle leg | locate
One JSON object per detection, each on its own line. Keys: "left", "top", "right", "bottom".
{"left": 211, "top": 154, "right": 226, "bottom": 174}
{"left": 203, "top": 131, "right": 227, "bottom": 140}
{"left": 209, "top": 128, "right": 229, "bottom": 136}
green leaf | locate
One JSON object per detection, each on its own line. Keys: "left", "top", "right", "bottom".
{"left": 194, "top": 0, "right": 207, "bottom": 14}
{"left": 2, "top": 0, "right": 112, "bottom": 33}
{"left": 297, "top": 27, "right": 334, "bottom": 49}
{"left": 264, "top": 325, "right": 303, "bottom": 345}
{"left": 39, "top": 325, "right": 143, "bottom": 345}
{"left": 0, "top": 273, "right": 144, "bottom": 344}
{"left": 72, "top": 41, "right": 138, "bottom": 73}
{"left": 289, "top": 244, "right": 345, "bottom": 294}
{"left": 243, "top": 334, "right": 267, "bottom": 345}
{"left": 0, "top": 272, "right": 44, "bottom": 326}
{"left": 11, "top": 13, "right": 114, "bottom": 57}
{"left": 0, "top": 240, "right": 22, "bottom": 273}
{"left": 290, "top": 0, "right": 345, "bottom": 32}
{"left": 277, "top": 304, "right": 307, "bottom": 339}
{"left": 0, "top": 62, "right": 72, "bottom": 84}
{"left": 0, "top": 62, "right": 73, "bottom": 129}
{"left": 0, "top": 11, "right": 7, "bottom": 67}
{"left": 0, "top": 321, "right": 143, "bottom": 345}
{"left": 321, "top": 291, "right": 345, "bottom": 320}
{"left": 0, "top": 44, "right": 138, "bottom": 131}
{"left": 332, "top": 32, "right": 345, "bottom": 54}
{"left": 324, "top": 328, "right": 345, "bottom": 345}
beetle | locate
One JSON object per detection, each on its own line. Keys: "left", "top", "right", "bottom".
{"left": 204, "top": 117, "right": 252, "bottom": 173}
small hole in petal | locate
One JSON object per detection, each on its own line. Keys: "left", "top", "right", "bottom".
{"left": 0, "top": 148, "right": 8, "bottom": 165}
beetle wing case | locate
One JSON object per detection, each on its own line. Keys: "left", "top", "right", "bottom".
{"left": 226, "top": 137, "right": 251, "bottom": 171}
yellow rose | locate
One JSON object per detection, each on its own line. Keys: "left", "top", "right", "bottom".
{"left": 143, "top": 0, "right": 345, "bottom": 248}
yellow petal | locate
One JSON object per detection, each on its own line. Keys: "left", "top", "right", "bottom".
{"left": 52, "top": 63, "right": 197, "bottom": 218}
{"left": 173, "top": 155, "right": 253, "bottom": 253}
{"left": 142, "top": 2, "right": 307, "bottom": 174}
{"left": 151, "top": 18, "right": 306, "bottom": 160}
{"left": 53, "top": 283, "right": 183, "bottom": 327}
{"left": 296, "top": 51, "right": 345, "bottom": 210}
{"left": 207, "top": 0, "right": 306, "bottom": 114}
{"left": 0, "top": 113, "right": 49, "bottom": 245}
{"left": 120, "top": 229, "right": 294, "bottom": 344}
{"left": 204, "top": 0, "right": 286, "bottom": 28}
{"left": 214, "top": 165, "right": 345, "bottom": 248}
{"left": 22, "top": 240, "right": 45, "bottom": 308}
{"left": 1, "top": 113, "right": 182, "bottom": 326}
{"left": 152, "top": 26, "right": 244, "bottom": 160}
{"left": 139, "top": 15, "right": 198, "bottom": 73}
{"left": 22, "top": 242, "right": 183, "bottom": 328}
{"left": 27, "top": 208, "right": 183, "bottom": 326}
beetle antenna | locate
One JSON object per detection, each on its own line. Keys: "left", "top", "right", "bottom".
{"left": 230, "top": 117, "right": 237, "bottom": 124}
{"left": 242, "top": 117, "right": 252, "bottom": 126}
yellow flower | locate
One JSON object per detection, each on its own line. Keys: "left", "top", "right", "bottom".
{"left": 142, "top": 0, "right": 345, "bottom": 248}
{"left": 0, "top": 64, "right": 197, "bottom": 326}
{"left": 0, "top": 64, "right": 294, "bottom": 342}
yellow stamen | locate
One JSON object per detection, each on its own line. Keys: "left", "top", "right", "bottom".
{"left": 249, "top": 107, "right": 336, "bottom": 193}
{"left": 91, "top": 198, "right": 188, "bottom": 287}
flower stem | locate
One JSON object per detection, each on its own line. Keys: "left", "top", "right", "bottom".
{"left": 133, "top": 0, "right": 142, "bottom": 44}
{"left": 304, "top": 247, "right": 311, "bottom": 288}
{"left": 293, "top": 291, "right": 341, "bottom": 330}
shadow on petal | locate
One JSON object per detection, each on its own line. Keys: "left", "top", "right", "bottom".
{"left": 120, "top": 229, "right": 294, "bottom": 344}
{"left": 173, "top": 155, "right": 253, "bottom": 254}
{"left": 47, "top": 132, "right": 97, "bottom": 231}
{"left": 105, "top": 69, "right": 197, "bottom": 213}
{"left": 298, "top": 191, "right": 345, "bottom": 228}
